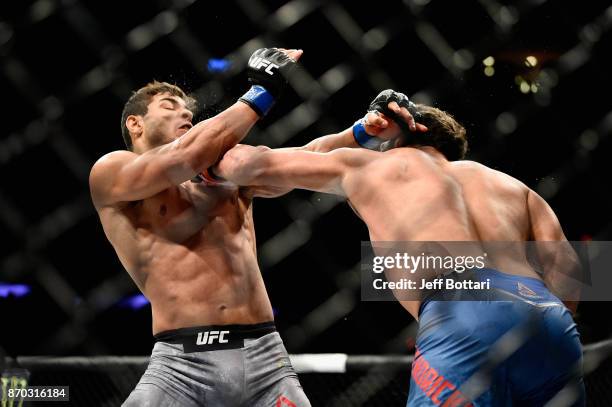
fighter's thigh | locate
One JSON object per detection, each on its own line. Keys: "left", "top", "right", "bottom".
{"left": 122, "top": 383, "right": 180, "bottom": 407}
{"left": 122, "top": 381, "right": 192, "bottom": 407}
{"left": 254, "top": 375, "right": 311, "bottom": 407}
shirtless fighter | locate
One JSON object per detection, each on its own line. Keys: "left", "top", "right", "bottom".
{"left": 88, "top": 47, "right": 332, "bottom": 406}
{"left": 214, "top": 90, "right": 585, "bottom": 406}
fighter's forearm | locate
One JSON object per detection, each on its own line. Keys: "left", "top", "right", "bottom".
{"left": 214, "top": 145, "right": 297, "bottom": 199}
{"left": 212, "top": 126, "right": 357, "bottom": 199}
{"left": 299, "top": 127, "right": 358, "bottom": 153}
{"left": 216, "top": 145, "right": 354, "bottom": 196}
{"left": 178, "top": 101, "right": 259, "bottom": 175}
{"left": 215, "top": 145, "right": 271, "bottom": 186}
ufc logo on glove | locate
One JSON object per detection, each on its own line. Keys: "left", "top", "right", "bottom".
{"left": 249, "top": 57, "right": 279, "bottom": 75}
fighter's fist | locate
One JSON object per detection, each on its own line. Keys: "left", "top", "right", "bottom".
{"left": 368, "top": 89, "right": 420, "bottom": 133}
{"left": 239, "top": 48, "right": 302, "bottom": 117}
{"left": 353, "top": 90, "right": 427, "bottom": 149}
{"left": 246, "top": 48, "right": 300, "bottom": 97}
{"left": 352, "top": 112, "right": 401, "bottom": 149}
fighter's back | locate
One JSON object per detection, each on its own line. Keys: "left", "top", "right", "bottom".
{"left": 347, "top": 146, "right": 539, "bottom": 279}
{"left": 445, "top": 159, "right": 529, "bottom": 239}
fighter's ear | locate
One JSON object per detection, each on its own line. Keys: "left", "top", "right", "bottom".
{"left": 126, "top": 115, "right": 143, "bottom": 139}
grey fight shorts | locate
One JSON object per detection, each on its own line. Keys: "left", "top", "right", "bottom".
{"left": 123, "top": 322, "right": 311, "bottom": 407}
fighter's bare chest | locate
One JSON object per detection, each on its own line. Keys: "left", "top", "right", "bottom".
{"left": 126, "top": 184, "right": 249, "bottom": 241}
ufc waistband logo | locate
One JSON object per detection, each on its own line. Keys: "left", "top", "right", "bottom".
{"left": 196, "top": 330, "right": 230, "bottom": 345}
{"left": 250, "top": 57, "right": 279, "bottom": 75}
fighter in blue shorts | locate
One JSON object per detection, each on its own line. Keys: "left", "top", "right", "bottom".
{"left": 213, "top": 89, "right": 585, "bottom": 406}
{"left": 410, "top": 269, "right": 583, "bottom": 406}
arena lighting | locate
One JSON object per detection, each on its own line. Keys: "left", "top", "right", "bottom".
{"left": 514, "top": 75, "right": 534, "bottom": 94}
{"left": 207, "top": 58, "right": 231, "bottom": 73}
{"left": 0, "top": 283, "right": 31, "bottom": 298}
{"left": 525, "top": 55, "right": 538, "bottom": 67}
{"left": 519, "top": 81, "right": 531, "bottom": 93}
{"left": 117, "top": 293, "right": 150, "bottom": 310}
{"left": 483, "top": 56, "right": 495, "bottom": 76}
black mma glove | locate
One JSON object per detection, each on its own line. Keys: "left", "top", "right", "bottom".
{"left": 353, "top": 89, "right": 419, "bottom": 149}
{"left": 356, "top": 89, "right": 426, "bottom": 148}
{"left": 368, "top": 89, "right": 421, "bottom": 129}
{"left": 239, "top": 48, "right": 299, "bottom": 117}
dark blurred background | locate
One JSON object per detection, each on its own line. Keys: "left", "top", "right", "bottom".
{"left": 0, "top": 0, "right": 611, "bottom": 358}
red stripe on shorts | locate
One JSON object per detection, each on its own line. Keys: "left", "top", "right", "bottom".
{"left": 412, "top": 348, "right": 473, "bottom": 407}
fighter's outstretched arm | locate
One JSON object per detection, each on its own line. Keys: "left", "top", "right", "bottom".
{"left": 296, "top": 103, "right": 427, "bottom": 153}
{"left": 239, "top": 116, "right": 381, "bottom": 198}
{"left": 216, "top": 145, "right": 378, "bottom": 196}
{"left": 238, "top": 91, "right": 425, "bottom": 197}
{"left": 297, "top": 127, "right": 359, "bottom": 152}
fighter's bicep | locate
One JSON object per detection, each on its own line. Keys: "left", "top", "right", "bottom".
{"left": 90, "top": 150, "right": 178, "bottom": 207}
{"left": 527, "top": 189, "right": 565, "bottom": 241}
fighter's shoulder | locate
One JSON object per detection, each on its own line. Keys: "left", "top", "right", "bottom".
{"left": 328, "top": 147, "right": 381, "bottom": 167}
{"left": 457, "top": 160, "right": 529, "bottom": 191}
{"left": 89, "top": 151, "right": 138, "bottom": 207}
{"left": 90, "top": 150, "right": 139, "bottom": 181}
{"left": 90, "top": 150, "right": 137, "bottom": 179}
{"left": 92, "top": 150, "right": 137, "bottom": 170}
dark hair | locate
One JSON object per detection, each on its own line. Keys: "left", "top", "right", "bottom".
{"left": 120, "top": 81, "right": 197, "bottom": 150}
{"left": 407, "top": 104, "right": 467, "bottom": 160}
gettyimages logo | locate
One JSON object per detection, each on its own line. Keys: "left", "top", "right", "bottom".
{"left": 196, "top": 330, "right": 229, "bottom": 345}
{"left": 362, "top": 240, "right": 594, "bottom": 302}
{"left": 249, "top": 57, "right": 279, "bottom": 75}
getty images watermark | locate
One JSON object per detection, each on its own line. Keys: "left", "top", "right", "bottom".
{"left": 361, "top": 241, "right": 608, "bottom": 302}
{"left": 372, "top": 251, "right": 490, "bottom": 291}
